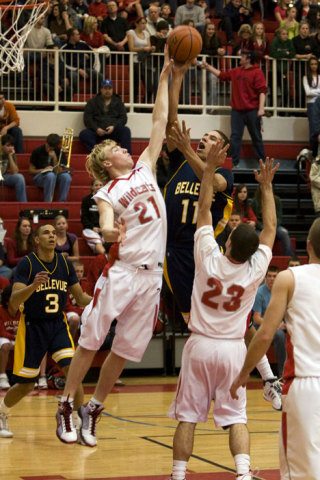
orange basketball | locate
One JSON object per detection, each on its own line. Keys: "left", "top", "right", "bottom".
{"left": 167, "top": 25, "right": 203, "bottom": 64}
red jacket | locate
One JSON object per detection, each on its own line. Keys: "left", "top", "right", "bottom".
{"left": 0, "top": 306, "right": 20, "bottom": 340}
{"left": 65, "top": 277, "right": 91, "bottom": 316}
{"left": 219, "top": 64, "right": 267, "bottom": 111}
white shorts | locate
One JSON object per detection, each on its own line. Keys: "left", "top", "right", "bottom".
{"left": 280, "top": 377, "right": 320, "bottom": 480}
{"left": 79, "top": 261, "right": 163, "bottom": 362}
{"left": 0, "top": 338, "right": 15, "bottom": 349}
{"left": 82, "top": 229, "right": 103, "bottom": 251}
{"left": 168, "top": 334, "right": 247, "bottom": 427}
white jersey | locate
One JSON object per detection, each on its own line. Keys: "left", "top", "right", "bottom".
{"left": 94, "top": 160, "right": 167, "bottom": 268}
{"left": 285, "top": 264, "right": 320, "bottom": 378}
{"left": 189, "top": 225, "right": 272, "bottom": 339}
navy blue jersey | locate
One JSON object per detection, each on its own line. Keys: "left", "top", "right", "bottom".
{"left": 14, "top": 252, "right": 79, "bottom": 322}
{"left": 164, "top": 149, "right": 234, "bottom": 247}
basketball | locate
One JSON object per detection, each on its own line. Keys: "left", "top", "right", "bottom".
{"left": 167, "top": 25, "right": 203, "bottom": 64}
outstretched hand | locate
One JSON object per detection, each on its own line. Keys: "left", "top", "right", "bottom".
{"left": 168, "top": 120, "right": 191, "bottom": 151}
{"left": 254, "top": 157, "right": 279, "bottom": 185}
{"left": 161, "top": 44, "right": 174, "bottom": 76}
{"left": 229, "top": 370, "right": 250, "bottom": 400}
{"left": 206, "top": 139, "right": 229, "bottom": 170}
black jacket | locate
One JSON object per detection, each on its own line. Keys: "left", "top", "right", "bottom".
{"left": 81, "top": 193, "right": 100, "bottom": 229}
{"left": 83, "top": 93, "right": 128, "bottom": 132}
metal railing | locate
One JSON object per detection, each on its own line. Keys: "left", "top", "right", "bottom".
{"left": 0, "top": 48, "right": 308, "bottom": 115}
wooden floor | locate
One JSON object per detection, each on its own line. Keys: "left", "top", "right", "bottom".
{"left": 0, "top": 376, "right": 280, "bottom": 480}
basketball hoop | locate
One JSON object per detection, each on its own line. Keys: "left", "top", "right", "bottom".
{"left": 0, "top": 0, "right": 49, "bottom": 74}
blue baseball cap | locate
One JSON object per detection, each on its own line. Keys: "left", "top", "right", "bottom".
{"left": 101, "top": 79, "right": 113, "bottom": 88}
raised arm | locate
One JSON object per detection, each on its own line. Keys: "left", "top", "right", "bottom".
{"left": 138, "top": 47, "right": 173, "bottom": 172}
{"left": 197, "top": 141, "right": 229, "bottom": 230}
{"left": 254, "top": 157, "right": 279, "bottom": 249}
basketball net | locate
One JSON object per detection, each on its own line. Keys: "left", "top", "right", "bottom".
{"left": 0, "top": 0, "right": 49, "bottom": 74}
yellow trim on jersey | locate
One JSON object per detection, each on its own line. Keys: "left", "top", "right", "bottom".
{"left": 163, "top": 160, "right": 189, "bottom": 199}
{"left": 31, "top": 251, "right": 58, "bottom": 275}
{"left": 26, "top": 256, "right": 32, "bottom": 283}
{"left": 214, "top": 195, "right": 233, "bottom": 238}
{"left": 52, "top": 348, "right": 74, "bottom": 363}
{"left": 61, "top": 254, "right": 70, "bottom": 275}
{"left": 13, "top": 313, "right": 39, "bottom": 378}
{"left": 163, "top": 257, "right": 173, "bottom": 294}
{"left": 63, "top": 312, "right": 75, "bottom": 349}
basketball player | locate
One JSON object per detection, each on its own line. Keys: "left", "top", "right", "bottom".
{"left": 230, "top": 218, "right": 320, "bottom": 480}
{"left": 168, "top": 143, "right": 279, "bottom": 480}
{"left": 0, "top": 224, "right": 92, "bottom": 438}
{"left": 164, "top": 61, "right": 282, "bottom": 410}
{"left": 55, "top": 49, "right": 176, "bottom": 447}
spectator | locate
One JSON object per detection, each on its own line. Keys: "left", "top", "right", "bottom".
{"left": 88, "top": 0, "right": 108, "bottom": 24}
{"left": 280, "top": 6, "right": 299, "bottom": 40}
{"left": 81, "top": 179, "right": 105, "bottom": 255}
{"left": 60, "top": 28, "right": 102, "bottom": 95}
{"left": 310, "top": 157, "right": 320, "bottom": 216}
{"left": 233, "top": 183, "right": 257, "bottom": 227}
{"left": 252, "top": 265, "right": 286, "bottom": 378}
{"left": 274, "top": 0, "right": 290, "bottom": 24}
{"left": 42, "top": 46, "right": 71, "bottom": 101}
{"left": 303, "top": 56, "right": 320, "bottom": 147}
{"left": 297, "top": 0, "right": 310, "bottom": 22}
{"left": 252, "top": 185, "right": 294, "bottom": 256}
{"left": 86, "top": 252, "right": 108, "bottom": 295}
{"left": 60, "top": 0, "right": 82, "bottom": 30}
{"left": 146, "top": 4, "right": 163, "bottom": 36}
{"left": 47, "top": 3, "right": 72, "bottom": 47}
{"left": 306, "top": 2, "right": 320, "bottom": 34}
{"left": 0, "top": 92, "right": 23, "bottom": 154}
{"left": 100, "top": 1, "right": 129, "bottom": 52}
{"left": 220, "top": 0, "right": 251, "bottom": 44}
{"left": 216, "top": 211, "right": 242, "bottom": 250}
{"left": 233, "top": 23, "right": 254, "bottom": 55}
{"left": 0, "top": 134, "right": 27, "bottom": 202}
{"left": 29, "top": 133, "right": 72, "bottom": 202}
{"left": 287, "top": 254, "right": 301, "bottom": 267}
{"left": 24, "top": 17, "right": 54, "bottom": 50}
{"left": 79, "top": 79, "right": 132, "bottom": 153}
{"left": 150, "top": 19, "right": 169, "bottom": 52}
{"left": 174, "top": 0, "right": 206, "bottom": 28}
{"left": 65, "top": 261, "right": 91, "bottom": 341}
{"left": 269, "top": 27, "right": 295, "bottom": 107}
{"left": 118, "top": 0, "right": 144, "bottom": 22}
{"left": 199, "top": 22, "right": 225, "bottom": 112}
{"left": 252, "top": 22, "right": 270, "bottom": 60}
{"left": 72, "top": 0, "right": 89, "bottom": 29}
{"left": 293, "top": 21, "right": 316, "bottom": 60}
{"left": 0, "top": 219, "right": 12, "bottom": 280}
{"left": 80, "top": 16, "right": 105, "bottom": 49}
{"left": 204, "top": 51, "right": 266, "bottom": 167}
{"left": 0, "top": 286, "right": 20, "bottom": 390}
{"left": 160, "top": 3, "right": 174, "bottom": 27}
{"left": 5, "top": 217, "right": 33, "bottom": 268}
{"left": 54, "top": 215, "right": 79, "bottom": 262}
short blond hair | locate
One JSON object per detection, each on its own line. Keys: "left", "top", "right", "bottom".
{"left": 85, "top": 139, "right": 117, "bottom": 183}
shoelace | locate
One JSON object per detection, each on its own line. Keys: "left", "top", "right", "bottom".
{"left": 60, "top": 402, "right": 73, "bottom": 433}
{"left": 87, "top": 406, "right": 103, "bottom": 436}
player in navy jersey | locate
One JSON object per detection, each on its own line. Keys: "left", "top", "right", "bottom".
{"left": 164, "top": 64, "right": 233, "bottom": 321}
{"left": 0, "top": 224, "right": 92, "bottom": 438}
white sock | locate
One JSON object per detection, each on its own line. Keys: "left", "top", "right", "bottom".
{"left": 60, "top": 396, "right": 74, "bottom": 407}
{"left": 0, "top": 399, "right": 10, "bottom": 414}
{"left": 234, "top": 453, "right": 250, "bottom": 475}
{"left": 256, "top": 355, "right": 274, "bottom": 381}
{"left": 172, "top": 460, "right": 187, "bottom": 480}
{"left": 89, "top": 397, "right": 103, "bottom": 408}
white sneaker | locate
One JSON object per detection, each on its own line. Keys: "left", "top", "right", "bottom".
{"left": 38, "top": 376, "right": 48, "bottom": 390}
{"left": 78, "top": 402, "right": 104, "bottom": 447}
{"left": 0, "top": 412, "right": 13, "bottom": 438}
{"left": 263, "top": 378, "right": 282, "bottom": 411}
{"left": 0, "top": 374, "right": 10, "bottom": 390}
{"left": 56, "top": 400, "right": 77, "bottom": 444}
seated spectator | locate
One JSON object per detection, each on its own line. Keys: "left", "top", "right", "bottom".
{"left": 310, "top": 156, "right": 320, "bottom": 216}
{"left": 47, "top": 3, "right": 72, "bottom": 47}
{"left": 297, "top": 0, "right": 310, "bottom": 22}
{"left": 54, "top": 214, "right": 79, "bottom": 262}
{"left": 0, "top": 92, "right": 23, "bottom": 154}
{"left": 252, "top": 22, "right": 270, "bottom": 60}
{"left": 60, "top": 0, "right": 82, "bottom": 30}
{"left": 60, "top": 28, "right": 103, "bottom": 94}
{"left": 81, "top": 179, "right": 106, "bottom": 255}
{"left": 100, "top": 1, "right": 129, "bottom": 52}
{"left": 287, "top": 255, "right": 301, "bottom": 267}
{"left": 280, "top": 6, "right": 299, "bottom": 40}
{"left": 29, "top": 133, "right": 72, "bottom": 202}
{"left": 174, "top": 0, "right": 206, "bottom": 29}
{"left": 72, "top": 0, "right": 89, "bottom": 30}
{"left": 233, "top": 23, "right": 254, "bottom": 55}
{"left": 146, "top": 4, "right": 163, "bottom": 36}
{"left": 252, "top": 185, "right": 294, "bottom": 256}
{"left": 79, "top": 79, "right": 132, "bottom": 153}
{"left": 88, "top": 0, "right": 108, "bottom": 24}
{"left": 42, "top": 46, "right": 71, "bottom": 101}
{"left": 216, "top": 211, "right": 242, "bottom": 250}
{"left": 81, "top": 16, "right": 105, "bottom": 49}
{"left": 252, "top": 265, "right": 286, "bottom": 378}
{"left": 0, "top": 220, "right": 12, "bottom": 280}
{"left": 24, "top": 16, "right": 54, "bottom": 51}
{"left": 303, "top": 56, "right": 320, "bottom": 147}
{"left": 118, "top": 0, "right": 144, "bottom": 22}
{"left": 0, "top": 134, "right": 27, "bottom": 202}
{"left": 5, "top": 217, "right": 33, "bottom": 268}
{"left": 65, "top": 260, "right": 91, "bottom": 341}
{"left": 0, "top": 285, "right": 20, "bottom": 390}
{"left": 160, "top": 3, "right": 174, "bottom": 27}
{"left": 220, "top": 0, "right": 251, "bottom": 44}
{"left": 274, "top": 0, "right": 290, "bottom": 24}
{"left": 233, "top": 183, "right": 257, "bottom": 227}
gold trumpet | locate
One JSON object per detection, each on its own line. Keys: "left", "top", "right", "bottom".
{"left": 56, "top": 128, "right": 74, "bottom": 171}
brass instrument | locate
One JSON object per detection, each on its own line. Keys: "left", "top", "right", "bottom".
{"left": 57, "top": 128, "right": 74, "bottom": 171}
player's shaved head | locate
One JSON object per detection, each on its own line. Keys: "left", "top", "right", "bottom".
{"left": 34, "top": 224, "right": 56, "bottom": 237}
{"left": 308, "top": 218, "right": 320, "bottom": 258}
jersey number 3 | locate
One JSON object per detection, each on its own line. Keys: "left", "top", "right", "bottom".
{"left": 201, "top": 277, "right": 244, "bottom": 312}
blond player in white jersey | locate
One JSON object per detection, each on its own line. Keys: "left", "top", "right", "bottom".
{"left": 56, "top": 48, "right": 176, "bottom": 447}
{"left": 168, "top": 143, "right": 279, "bottom": 480}
{"left": 231, "top": 217, "right": 320, "bottom": 480}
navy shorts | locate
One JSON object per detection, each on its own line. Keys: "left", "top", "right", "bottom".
{"left": 12, "top": 313, "right": 74, "bottom": 383}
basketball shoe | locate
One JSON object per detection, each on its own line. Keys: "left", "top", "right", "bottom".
{"left": 0, "top": 373, "right": 10, "bottom": 390}
{"left": 0, "top": 412, "right": 13, "bottom": 438}
{"left": 56, "top": 399, "right": 77, "bottom": 443}
{"left": 263, "top": 377, "right": 282, "bottom": 411}
{"left": 78, "top": 402, "right": 104, "bottom": 447}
